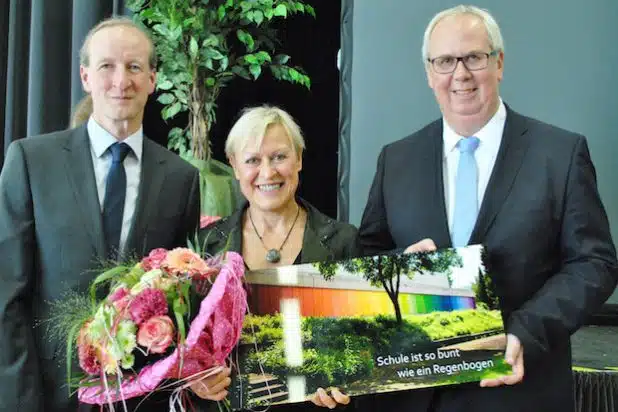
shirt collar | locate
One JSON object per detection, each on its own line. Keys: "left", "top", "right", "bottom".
{"left": 87, "top": 116, "right": 144, "bottom": 161}
{"left": 443, "top": 98, "right": 506, "bottom": 154}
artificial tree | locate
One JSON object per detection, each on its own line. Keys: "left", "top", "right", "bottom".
{"left": 128, "top": 0, "right": 314, "bottom": 216}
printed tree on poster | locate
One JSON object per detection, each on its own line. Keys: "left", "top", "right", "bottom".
{"left": 316, "top": 250, "right": 463, "bottom": 323}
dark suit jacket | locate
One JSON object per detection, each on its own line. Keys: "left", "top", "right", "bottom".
{"left": 358, "top": 107, "right": 618, "bottom": 412}
{"left": 0, "top": 125, "right": 200, "bottom": 411}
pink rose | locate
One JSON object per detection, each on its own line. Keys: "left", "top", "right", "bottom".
{"left": 137, "top": 315, "right": 175, "bottom": 354}
{"left": 200, "top": 215, "right": 221, "bottom": 229}
{"left": 129, "top": 288, "right": 168, "bottom": 325}
{"left": 141, "top": 248, "right": 168, "bottom": 271}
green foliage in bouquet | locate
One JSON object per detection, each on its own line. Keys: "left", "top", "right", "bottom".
{"left": 42, "top": 248, "right": 218, "bottom": 394}
{"left": 127, "top": 0, "right": 315, "bottom": 217}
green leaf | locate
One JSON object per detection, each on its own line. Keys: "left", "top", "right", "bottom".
{"left": 163, "top": 101, "right": 182, "bottom": 119}
{"left": 152, "top": 23, "right": 169, "bottom": 37}
{"left": 275, "top": 54, "right": 290, "bottom": 65}
{"left": 157, "top": 93, "right": 175, "bottom": 105}
{"left": 89, "top": 266, "right": 129, "bottom": 307}
{"left": 236, "top": 29, "right": 255, "bottom": 51}
{"left": 189, "top": 36, "right": 199, "bottom": 59}
{"left": 158, "top": 79, "right": 174, "bottom": 90}
{"left": 273, "top": 4, "right": 287, "bottom": 18}
{"left": 232, "top": 65, "right": 252, "bottom": 80}
{"left": 244, "top": 54, "right": 258, "bottom": 64}
{"left": 220, "top": 56, "right": 229, "bottom": 71}
{"left": 296, "top": 3, "right": 305, "bottom": 13}
{"left": 264, "top": 8, "right": 274, "bottom": 19}
{"left": 306, "top": 5, "right": 316, "bottom": 17}
{"left": 173, "top": 297, "right": 187, "bottom": 344}
{"left": 206, "top": 77, "right": 216, "bottom": 87}
{"left": 217, "top": 5, "right": 226, "bottom": 21}
{"left": 256, "top": 51, "right": 272, "bottom": 63}
{"left": 206, "top": 48, "right": 225, "bottom": 60}
{"left": 249, "top": 64, "right": 262, "bottom": 79}
{"left": 289, "top": 68, "right": 300, "bottom": 81}
{"left": 171, "top": 25, "right": 182, "bottom": 41}
{"left": 66, "top": 322, "right": 80, "bottom": 397}
{"left": 240, "top": 1, "right": 253, "bottom": 12}
{"left": 253, "top": 10, "right": 264, "bottom": 25}
{"left": 202, "top": 34, "right": 219, "bottom": 48}
{"left": 169, "top": 127, "right": 184, "bottom": 140}
{"left": 173, "top": 88, "right": 188, "bottom": 104}
{"left": 183, "top": 16, "right": 197, "bottom": 28}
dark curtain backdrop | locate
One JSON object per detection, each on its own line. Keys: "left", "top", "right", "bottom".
{"left": 0, "top": 0, "right": 131, "bottom": 171}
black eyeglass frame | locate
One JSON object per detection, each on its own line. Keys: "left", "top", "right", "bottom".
{"left": 427, "top": 50, "right": 499, "bottom": 74}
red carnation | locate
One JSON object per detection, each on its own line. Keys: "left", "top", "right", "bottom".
{"left": 129, "top": 288, "right": 168, "bottom": 325}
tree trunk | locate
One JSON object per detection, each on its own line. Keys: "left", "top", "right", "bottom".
{"left": 392, "top": 296, "right": 403, "bottom": 324}
{"left": 190, "top": 66, "right": 209, "bottom": 161}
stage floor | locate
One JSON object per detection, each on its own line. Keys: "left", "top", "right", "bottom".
{"left": 571, "top": 326, "right": 618, "bottom": 370}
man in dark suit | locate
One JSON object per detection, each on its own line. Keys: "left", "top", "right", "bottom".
{"left": 359, "top": 5, "right": 617, "bottom": 412}
{"left": 0, "top": 17, "right": 230, "bottom": 411}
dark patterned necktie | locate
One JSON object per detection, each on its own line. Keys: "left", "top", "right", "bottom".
{"left": 102, "top": 142, "right": 131, "bottom": 259}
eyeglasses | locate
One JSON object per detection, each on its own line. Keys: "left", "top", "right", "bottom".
{"left": 427, "top": 51, "right": 499, "bottom": 74}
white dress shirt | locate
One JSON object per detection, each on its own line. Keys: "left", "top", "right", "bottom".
{"left": 443, "top": 99, "right": 506, "bottom": 234}
{"left": 87, "top": 117, "right": 143, "bottom": 253}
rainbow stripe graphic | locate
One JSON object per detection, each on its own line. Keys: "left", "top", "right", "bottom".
{"left": 248, "top": 285, "right": 475, "bottom": 318}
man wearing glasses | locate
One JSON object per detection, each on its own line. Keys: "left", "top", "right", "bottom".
{"left": 359, "top": 4, "right": 617, "bottom": 412}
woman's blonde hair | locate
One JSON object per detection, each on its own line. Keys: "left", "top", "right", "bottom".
{"left": 225, "top": 105, "right": 305, "bottom": 158}
{"left": 70, "top": 94, "right": 93, "bottom": 128}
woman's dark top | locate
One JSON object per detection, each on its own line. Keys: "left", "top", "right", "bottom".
{"left": 200, "top": 197, "right": 362, "bottom": 264}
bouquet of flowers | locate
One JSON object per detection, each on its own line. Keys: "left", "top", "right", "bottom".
{"left": 48, "top": 247, "right": 246, "bottom": 411}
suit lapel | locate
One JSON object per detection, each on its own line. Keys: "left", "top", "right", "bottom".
{"left": 470, "top": 108, "right": 530, "bottom": 243}
{"left": 63, "top": 125, "right": 106, "bottom": 257}
{"left": 423, "top": 122, "right": 452, "bottom": 248}
{"left": 301, "top": 218, "right": 333, "bottom": 262}
{"left": 125, "top": 139, "right": 167, "bottom": 257}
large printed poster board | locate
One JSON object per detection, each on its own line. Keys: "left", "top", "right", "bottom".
{"left": 230, "top": 245, "right": 510, "bottom": 409}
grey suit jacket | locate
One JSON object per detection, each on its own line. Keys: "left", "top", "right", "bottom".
{"left": 0, "top": 125, "right": 200, "bottom": 411}
{"left": 358, "top": 106, "right": 618, "bottom": 412}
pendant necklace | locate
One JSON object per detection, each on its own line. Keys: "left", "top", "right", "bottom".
{"left": 248, "top": 206, "right": 301, "bottom": 263}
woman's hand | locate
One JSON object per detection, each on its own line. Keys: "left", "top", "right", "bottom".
{"left": 404, "top": 238, "right": 437, "bottom": 254}
{"left": 190, "top": 367, "right": 232, "bottom": 401}
{"left": 311, "top": 387, "right": 350, "bottom": 409}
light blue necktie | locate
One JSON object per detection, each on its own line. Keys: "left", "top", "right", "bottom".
{"left": 452, "top": 136, "right": 480, "bottom": 247}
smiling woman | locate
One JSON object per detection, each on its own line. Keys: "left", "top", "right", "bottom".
{"left": 201, "top": 105, "right": 360, "bottom": 270}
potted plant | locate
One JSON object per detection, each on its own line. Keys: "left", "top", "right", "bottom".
{"left": 127, "top": 0, "right": 314, "bottom": 217}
